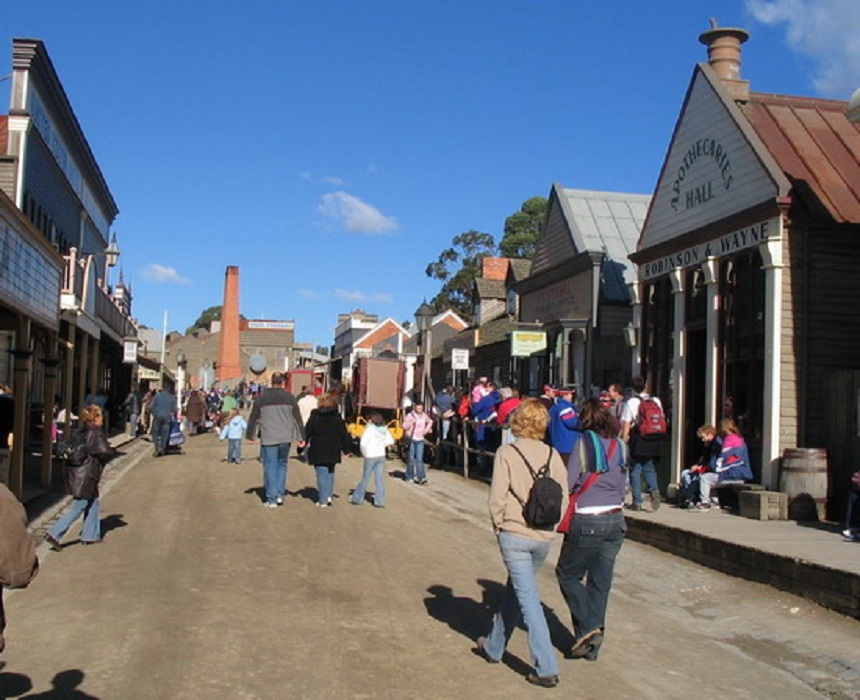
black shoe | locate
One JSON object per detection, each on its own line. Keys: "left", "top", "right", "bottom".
{"left": 525, "top": 673, "right": 559, "bottom": 688}
{"left": 473, "top": 637, "right": 499, "bottom": 664}
{"left": 44, "top": 533, "right": 63, "bottom": 551}
{"left": 624, "top": 503, "right": 643, "bottom": 512}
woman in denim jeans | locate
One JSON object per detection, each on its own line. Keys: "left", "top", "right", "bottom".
{"left": 474, "top": 399, "right": 568, "bottom": 688}
{"left": 402, "top": 404, "right": 433, "bottom": 485}
{"left": 555, "top": 398, "right": 628, "bottom": 661}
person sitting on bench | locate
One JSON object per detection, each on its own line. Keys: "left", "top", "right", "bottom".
{"left": 697, "top": 418, "right": 753, "bottom": 510}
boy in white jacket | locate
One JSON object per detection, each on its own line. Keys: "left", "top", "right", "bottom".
{"left": 350, "top": 412, "right": 394, "bottom": 507}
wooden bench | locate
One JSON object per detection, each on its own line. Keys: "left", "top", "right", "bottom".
{"left": 712, "top": 481, "right": 765, "bottom": 510}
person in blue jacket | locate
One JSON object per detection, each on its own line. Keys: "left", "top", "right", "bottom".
{"left": 471, "top": 381, "right": 501, "bottom": 475}
{"left": 547, "top": 385, "right": 581, "bottom": 464}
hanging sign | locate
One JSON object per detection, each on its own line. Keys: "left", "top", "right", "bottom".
{"left": 511, "top": 331, "right": 547, "bottom": 357}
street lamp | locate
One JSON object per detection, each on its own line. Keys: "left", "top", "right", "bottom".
{"left": 94, "top": 232, "right": 121, "bottom": 291}
{"left": 414, "top": 301, "right": 435, "bottom": 404}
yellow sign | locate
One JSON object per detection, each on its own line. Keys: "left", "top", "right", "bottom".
{"left": 511, "top": 331, "right": 547, "bottom": 357}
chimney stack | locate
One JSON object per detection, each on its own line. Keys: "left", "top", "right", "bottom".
{"left": 217, "top": 266, "right": 242, "bottom": 384}
{"left": 699, "top": 19, "right": 750, "bottom": 102}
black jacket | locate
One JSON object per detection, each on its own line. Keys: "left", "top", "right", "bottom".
{"left": 305, "top": 407, "right": 351, "bottom": 466}
{"left": 64, "top": 425, "right": 114, "bottom": 500}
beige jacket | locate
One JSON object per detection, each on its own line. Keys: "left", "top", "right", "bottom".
{"left": 488, "top": 438, "right": 569, "bottom": 542}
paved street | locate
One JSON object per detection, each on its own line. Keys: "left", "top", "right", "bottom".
{"left": 2, "top": 433, "right": 859, "bottom": 699}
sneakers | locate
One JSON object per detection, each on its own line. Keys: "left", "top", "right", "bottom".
{"left": 842, "top": 529, "right": 859, "bottom": 541}
{"left": 275, "top": 496, "right": 284, "bottom": 506}
{"left": 44, "top": 533, "right": 63, "bottom": 551}
{"left": 624, "top": 503, "right": 643, "bottom": 512}
{"left": 416, "top": 478, "right": 428, "bottom": 485}
{"left": 695, "top": 502, "right": 712, "bottom": 510}
{"left": 263, "top": 502, "right": 278, "bottom": 509}
{"left": 650, "top": 489, "right": 661, "bottom": 511}
{"left": 315, "top": 502, "right": 329, "bottom": 508}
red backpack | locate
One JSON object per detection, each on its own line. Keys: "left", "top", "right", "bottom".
{"left": 637, "top": 396, "right": 667, "bottom": 438}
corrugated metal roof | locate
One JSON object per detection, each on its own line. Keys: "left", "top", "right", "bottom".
{"left": 740, "top": 92, "right": 860, "bottom": 223}
{"left": 561, "top": 188, "right": 651, "bottom": 285}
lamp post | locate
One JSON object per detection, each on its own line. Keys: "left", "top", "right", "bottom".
{"left": 176, "top": 350, "right": 187, "bottom": 421}
{"left": 101, "top": 232, "right": 121, "bottom": 291}
{"left": 414, "top": 301, "right": 435, "bottom": 405}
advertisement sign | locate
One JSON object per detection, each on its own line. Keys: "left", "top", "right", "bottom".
{"left": 511, "top": 330, "right": 547, "bottom": 357}
{"left": 451, "top": 348, "right": 470, "bottom": 370}
{"left": 123, "top": 339, "right": 138, "bottom": 364}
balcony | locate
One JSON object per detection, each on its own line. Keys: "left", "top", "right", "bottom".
{"left": 61, "top": 247, "right": 135, "bottom": 340}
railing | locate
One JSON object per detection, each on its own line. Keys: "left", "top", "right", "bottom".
{"left": 400, "top": 415, "right": 501, "bottom": 481}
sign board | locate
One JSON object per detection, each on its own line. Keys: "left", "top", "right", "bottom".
{"left": 451, "top": 348, "right": 470, "bottom": 370}
{"left": 511, "top": 330, "right": 547, "bottom": 357}
{"left": 123, "top": 339, "right": 138, "bottom": 364}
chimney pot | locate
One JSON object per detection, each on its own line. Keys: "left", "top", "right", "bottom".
{"left": 699, "top": 20, "right": 750, "bottom": 101}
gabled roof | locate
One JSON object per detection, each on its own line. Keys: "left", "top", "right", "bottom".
{"left": 353, "top": 317, "right": 409, "bottom": 350}
{"left": 475, "top": 277, "right": 506, "bottom": 299}
{"left": 434, "top": 308, "right": 468, "bottom": 331}
{"left": 536, "top": 185, "right": 649, "bottom": 285}
{"left": 507, "top": 258, "right": 532, "bottom": 283}
{"left": 739, "top": 92, "right": 860, "bottom": 223}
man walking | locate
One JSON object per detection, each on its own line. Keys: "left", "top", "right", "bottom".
{"left": 246, "top": 372, "right": 305, "bottom": 508}
{"left": 149, "top": 386, "right": 177, "bottom": 457}
{"left": 547, "top": 385, "right": 581, "bottom": 464}
{"left": 121, "top": 383, "right": 142, "bottom": 439}
{"left": 621, "top": 376, "right": 665, "bottom": 511}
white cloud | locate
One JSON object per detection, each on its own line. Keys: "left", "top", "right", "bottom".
{"left": 747, "top": 0, "right": 860, "bottom": 97}
{"left": 297, "top": 288, "right": 321, "bottom": 300}
{"left": 141, "top": 264, "right": 190, "bottom": 285}
{"left": 322, "top": 176, "right": 345, "bottom": 185}
{"left": 332, "top": 289, "right": 393, "bottom": 303}
{"left": 317, "top": 191, "right": 398, "bottom": 234}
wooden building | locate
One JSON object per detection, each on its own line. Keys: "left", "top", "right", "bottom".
{"left": 629, "top": 24, "right": 860, "bottom": 517}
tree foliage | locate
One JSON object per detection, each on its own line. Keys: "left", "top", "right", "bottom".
{"left": 425, "top": 230, "right": 498, "bottom": 318}
{"left": 186, "top": 306, "right": 222, "bottom": 335}
{"left": 499, "top": 196, "right": 547, "bottom": 259}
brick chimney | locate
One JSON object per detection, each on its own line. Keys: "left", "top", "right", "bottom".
{"left": 217, "top": 266, "right": 242, "bottom": 383}
{"left": 482, "top": 257, "right": 509, "bottom": 281}
{"left": 699, "top": 19, "right": 750, "bottom": 102}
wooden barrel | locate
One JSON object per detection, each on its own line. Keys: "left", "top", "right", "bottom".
{"left": 780, "top": 448, "right": 828, "bottom": 521}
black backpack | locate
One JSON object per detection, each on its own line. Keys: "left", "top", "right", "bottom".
{"left": 510, "top": 444, "right": 563, "bottom": 530}
{"left": 57, "top": 429, "right": 88, "bottom": 466}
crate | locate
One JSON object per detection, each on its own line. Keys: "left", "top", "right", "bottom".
{"left": 739, "top": 490, "right": 788, "bottom": 521}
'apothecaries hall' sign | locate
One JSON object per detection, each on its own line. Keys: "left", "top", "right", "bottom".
{"left": 641, "top": 218, "right": 778, "bottom": 280}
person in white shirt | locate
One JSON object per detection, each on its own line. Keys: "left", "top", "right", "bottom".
{"left": 620, "top": 376, "right": 664, "bottom": 512}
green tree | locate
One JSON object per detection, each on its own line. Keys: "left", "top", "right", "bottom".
{"left": 186, "top": 306, "right": 222, "bottom": 335}
{"left": 425, "top": 230, "right": 498, "bottom": 318}
{"left": 499, "top": 196, "right": 548, "bottom": 259}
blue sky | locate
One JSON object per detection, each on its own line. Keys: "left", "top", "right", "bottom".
{"left": 3, "top": 1, "right": 859, "bottom": 348}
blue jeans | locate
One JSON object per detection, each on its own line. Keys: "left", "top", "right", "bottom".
{"left": 315, "top": 465, "right": 335, "bottom": 504}
{"left": 555, "top": 510, "right": 626, "bottom": 639}
{"left": 483, "top": 532, "right": 558, "bottom": 678}
{"left": 261, "top": 443, "right": 289, "bottom": 504}
{"left": 127, "top": 413, "right": 139, "bottom": 438}
{"left": 351, "top": 457, "right": 385, "bottom": 506}
{"left": 227, "top": 438, "right": 242, "bottom": 463}
{"left": 405, "top": 439, "right": 426, "bottom": 482}
{"left": 629, "top": 458, "right": 658, "bottom": 506}
{"left": 48, "top": 497, "right": 101, "bottom": 543}
{"left": 151, "top": 416, "right": 172, "bottom": 455}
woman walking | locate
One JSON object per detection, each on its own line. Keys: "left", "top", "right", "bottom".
{"left": 555, "top": 398, "right": 628, "bottom": 661}
{"left": 474, "top": 398, "right": 568, "bottom": 688}
{"left": 350, "top": 412, "right": 394, "bottom": 507}
{"left": 305, "top": 393, "right": 351, "bottom": 508}
{"left": 44, "top": 405, "right": 116, "bottom": 549}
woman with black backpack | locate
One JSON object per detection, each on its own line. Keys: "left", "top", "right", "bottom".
{"left": 44, "top": 405, "right": 116, "bottom": 550}
{"left": 473, "top": 398, "right": 568, "bottom": 688}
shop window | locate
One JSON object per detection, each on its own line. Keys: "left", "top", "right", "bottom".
{"left": 641, "top": 277, "right": 674, "bottom": 415}
{"left": 719, "top": 251, "right": 765, "bottom": 470}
